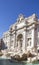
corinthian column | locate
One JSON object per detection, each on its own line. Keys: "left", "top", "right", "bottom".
{"left": 22, "top": 28, "right": 27, "bottom": 53}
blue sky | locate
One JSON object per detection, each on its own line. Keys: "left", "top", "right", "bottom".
{"left": 0, "top": 0, "right": 39, "bottom": 38}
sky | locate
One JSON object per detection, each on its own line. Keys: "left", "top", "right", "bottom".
{"left": 0, "top": 0, "right": 39, "bottom": 38}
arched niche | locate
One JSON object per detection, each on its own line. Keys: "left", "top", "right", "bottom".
{"left": 17, "top": 34, "right": 23, "bottom": 50}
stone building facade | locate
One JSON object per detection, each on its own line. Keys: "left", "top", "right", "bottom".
{"left": 2, "top": 14, "right": 39, "bottom": 55}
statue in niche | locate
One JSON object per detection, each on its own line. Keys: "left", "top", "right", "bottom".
{"left": 17, "top": 34, "right": 23, "bottom": 51}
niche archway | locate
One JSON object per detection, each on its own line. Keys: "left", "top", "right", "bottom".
{"left": 17, "top": 34, "right": 23, "bottom": 51}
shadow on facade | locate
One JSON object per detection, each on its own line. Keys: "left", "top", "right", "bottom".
{"left": 0, "top": 39, "right": 7, "bottom": 50}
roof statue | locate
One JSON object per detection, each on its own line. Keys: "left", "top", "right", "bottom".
{"left": 17, "top": 14, "right": 24, "bottom": 22}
